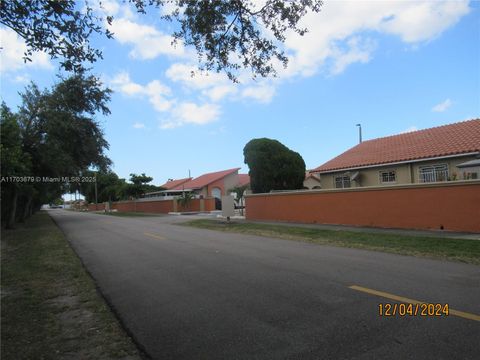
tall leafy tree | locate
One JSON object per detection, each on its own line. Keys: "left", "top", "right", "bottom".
{"left": 1, "top": 74, "right": 112, "bottom": 227}
{"left": 1, "top": 0, "right": 322, "bottom": 79}
{"left": 80, "top": 170, "right": 126, "bottom": 204}
{"left": 243, "top": 138, "right": 306, "bottom": 193}
{"left": 126, "top": 173, "right": 157, "bottom": 199}
{"left": 1, "top": 104, "right": 32, "bottom": 228}
{"left": 16, "top": 76, "right": 111, "bottom": 184}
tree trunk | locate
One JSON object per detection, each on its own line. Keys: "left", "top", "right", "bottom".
{"left": 6, "top": 188, "right": 18, "bottom": 229}
{"left": 20, "top": 196, "right": 33, "bottom": 222}
{"left": 27, "top": 201, "right": 33, "bottom": 218}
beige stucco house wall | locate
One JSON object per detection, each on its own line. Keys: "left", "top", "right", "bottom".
{"left": 303, "top": 175, "right": 322, "bottom": 189}
{"left": 319, "top": 154, "right": 479, "bottom": 189}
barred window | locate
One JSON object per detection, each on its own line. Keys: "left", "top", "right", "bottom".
{"left": 379, "top": 170, "right": 396, "bottom": 183}
{"left": 419, "top": 164, "right": 448, "bottom": 182}
{"left": 335, "top": 175, "right": 351, "bottom": 188}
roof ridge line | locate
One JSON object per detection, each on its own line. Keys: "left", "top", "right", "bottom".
{"left": 360, "top": 118, "right": 479, "bottom": 143}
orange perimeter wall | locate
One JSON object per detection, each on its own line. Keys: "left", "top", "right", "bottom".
{"left": 176, "top": 198, "right": 216, "bottom": 212}
{"left": 245, "top": 182, "right": 480, "bottom": 232}
{"left": 88, "top": 198, "right": 215, "bottom": 214}
{"left": 88, "top": 203, "right": 105, "bottom": 211}
{"left": 111, "top": 200, "right": 173, "bottom": 213}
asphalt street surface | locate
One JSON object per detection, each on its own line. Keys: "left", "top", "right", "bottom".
{"left": 49, "top": 210, "right": 480, "bottom": 360}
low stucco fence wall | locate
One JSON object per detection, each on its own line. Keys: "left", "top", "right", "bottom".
{"left": 88, "top": 197, "right": 216, "bottom": 214}
{"left": 245, "top": 181, "right": 480, "bottom": 233}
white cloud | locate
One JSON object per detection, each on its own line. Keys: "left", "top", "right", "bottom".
{"left": 108, "top": 1, "right": 469, "bottom": 128}
{"left": 204, "top": 85, "right": 237, "bottom": 102}
{"left": 166, "top": 63, "right": 233, "bottom": 90}
{"left": 111, "top": 72, "right": 219, "bottom": 129}
{"left": 166, "top": 62, "right": 275, "bottom": 103}
{"left": 111, "top": 72, "right": 143, "bottom": 95}
{"left": 161, "top": 102, "right": 220, "bottom": 129}
{"left": 281, "top": 0, "right": 470, "bottom": 77}
{"left": 145, "top": 80, "right": 173, "bottom": 111}
{"left": 432, "top": 98, "right": 452, "bottom": 112}
{"left": 98, "top": 0, "right": 120, "bottom": 16}
{"left": 241, "top": 85, "right": 275, "bottom": 103}
{"left": 166, "top": 63, "right": 238, "bottom": 101}
{"left": 93, "top": 0, "right": 136, "bottom": 20}
{"left": 329, "top": 37, "right": 376, "bottom": 75}
{"left": 0, "top": 28, "right": 53, "bottom": 73}
{"left": 111, "top": 72, "right": 173, "bottom": 112}
{"left": 13, "top": 74, "right": 30, "bottom": 84}
{"left": 109, "top": 18, "right": 189, "bottom": 60}
{"left": 379, "top": 1, "right": 469, "bottom": 43}
{"left": 160, "top": 1, "right": 183, "bottom": 17}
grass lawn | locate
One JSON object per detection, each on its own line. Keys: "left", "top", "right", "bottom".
{"left": 1, "top": 211, "right": 142, "bottom": 360}
{"left": 100, "top": 211, "right": 164, "bottom": 217}
{"left": 182, "top": 219, "right": 480, "bottom": 265}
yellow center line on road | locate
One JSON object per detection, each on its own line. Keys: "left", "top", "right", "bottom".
{"left": 349, "top": 285, "right": 480, "bottom": 322}
{"left": 144, "top": 232, "right": 166, "bottom": 240}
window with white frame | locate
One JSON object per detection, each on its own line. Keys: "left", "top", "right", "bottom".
{"left": 334, "top": 175, "right": 351, "bottom": 188}
{"left": 379, "top": 170, "right": 396, "bottom": 183}
{"left": 419, "top": 164, "right": 449, "bottom": 182}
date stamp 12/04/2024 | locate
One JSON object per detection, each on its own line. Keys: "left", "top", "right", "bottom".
{"left": 378, "top": 303, "right": 449, "bottom": 317}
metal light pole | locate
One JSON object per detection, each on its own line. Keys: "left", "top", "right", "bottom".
{"left": 356, "top": 124, "right": 362, "bottom": 143}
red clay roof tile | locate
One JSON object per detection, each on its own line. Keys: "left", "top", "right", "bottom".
{"left": 237, "top": 174, "right": 250, "bottom": 187}
{"left": 159, "top": 178, "right": 192, "bottom": 190}
{"left": 313, "top": 119, "right": 480, "bottom": 173}
{"left": 172, "top": 168, "right": 240, "bottom": 190}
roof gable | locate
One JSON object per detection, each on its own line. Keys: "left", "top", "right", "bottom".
{"left": 172, "top": 168, "right": 240, "bottom": 190}
{"left": 159, "top": 177, "right": 192, "bottom": 190}
{"left": 313, "top": 119, "right": 480, "bottom": 173}
{"left": 237, "top": 174, "right": 250, "bottom": 187}
{"left": 305, "top": 171, "right": 321, "bottom": 182}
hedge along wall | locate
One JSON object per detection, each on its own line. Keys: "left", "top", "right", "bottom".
{"left": 245, "top": 181, "right": 480, "bottom": 233}
{"left": 87, "top": 197, "right": 216, "bottom": 214}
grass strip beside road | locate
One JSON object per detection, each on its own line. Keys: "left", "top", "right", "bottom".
{"left": 100, "top": 211, "right": 164, "bottom": 217}
{"left": 182, "top": 219, "right": 480, "bottom": 265}
{"left": 1, "top": 211, "right": 142, "bottom": 360}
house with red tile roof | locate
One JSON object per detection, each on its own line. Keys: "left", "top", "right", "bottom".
{"left": 311, "top": 119, "right": 480, "bottom": 189}
{"left": 170, "top": 168, "right": 241, "bottom": 198}
{"left": 145, "top": 168, "right": 250, "bottom": 201}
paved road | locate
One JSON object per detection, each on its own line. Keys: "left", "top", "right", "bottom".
{"left": 49, "top": 210, "right": 480, "bottom": 360}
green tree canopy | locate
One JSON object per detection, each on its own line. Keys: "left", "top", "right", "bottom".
{"left": 1, "top": 74, "right": 112, "bottom": 228}
{"left": 80, "top": 170, "right": 127, "bottom": 204}
{"left": 1, "top": 0, "right": 322, "bottom": 79}
{"left": 125, "top": 173, "right": 162, "bottom": 199}
{"left": 1, "top": 103, "right": 33, "bottom": 228}
{"left": 0, "top": 0, "right": 111, "bottom": 72}
{"left": 18, "top": 74, "right": 112, "bottom": 179}
{"left": 243, "top": 138, "right": 306, "bottom": 193}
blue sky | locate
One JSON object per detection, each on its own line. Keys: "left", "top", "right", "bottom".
{"left": 1, "top": 0, "right": 479, "bottom": 186}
